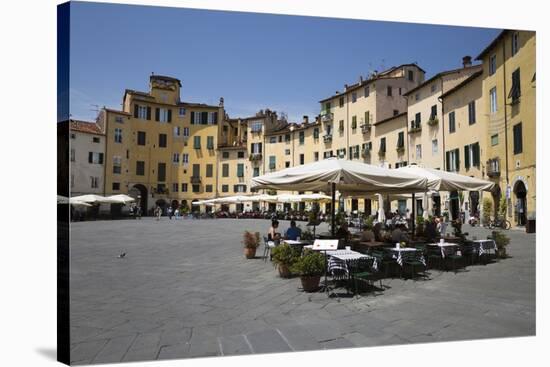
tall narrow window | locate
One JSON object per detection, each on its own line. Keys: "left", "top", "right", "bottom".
{"left": 509, "top": 68, "right": 521, "bottom": 103}
{"left": 513, "top": 123, "right": 523, "bottom": 154}
{"left": 489, "top": 54, "right": 497, "bottom": 75}
{"left": 448, "top": 111, "right": 456, "bottom": 133}
{"left": 511, "top": 32, "right": 519, "bottom": 56}
{"left": 468, "top": 101, "right": 476, "bottom": 124}
{"left": 490, "top": 87, "right": 498, "bottom": 113}
{"left": 387, "top": 86, "right": 392, "bottom": 96}
{"left": 114, "top": 128, "right": 122, "bottom": 143}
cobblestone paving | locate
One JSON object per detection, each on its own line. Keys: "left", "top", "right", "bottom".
{"left": 69, "top": 218, "right": 535, "bottom": 364}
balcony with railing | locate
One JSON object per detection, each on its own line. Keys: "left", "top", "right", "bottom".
{"left": 360, "top": 123, "right": 372, "bottom": 134}
{"left": 486, "top": 158, "right": 501, "bottom": 177}
{"left": 190, "top": 176, "right": 202, "bottom": 184}
{"left": 409, "top": 121, "right": 422, "bottom": 134}
{"left": 361, "top": 148, "right": 371, "bottom": 158}
{"left": 321, "top": 112, "right": 334, "bottom": 123}
{"left": 249, "top": 153, "right": 263, "bottom": 162}
{"left": 323, "top": 134, "right": 333, "bottom": 143}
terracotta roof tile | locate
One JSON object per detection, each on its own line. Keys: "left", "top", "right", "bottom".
{"left": 70, "top": 120, "right": 104, "bottom": 135}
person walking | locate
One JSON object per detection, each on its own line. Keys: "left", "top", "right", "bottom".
{"left": 155, "top": 206, "right": 161, "bottom": 221}
{"left": 136, "top": 205, "right": 142, "bottom": 219}
{"left": 168, "top": 206, "right": 173, "bottom": 220}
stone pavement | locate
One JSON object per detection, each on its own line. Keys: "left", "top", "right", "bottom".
{"left": 69, "top": 218, "right": 536, "bottom": 364}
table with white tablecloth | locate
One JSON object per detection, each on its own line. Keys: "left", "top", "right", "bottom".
{"left": 386, "top": 247, "right": 426, "bottom": 267}
{"left": 471, "top": 239, "right": 497, "bottom": 255}
{"left": 428, "top": 242, "right": 461, "bottom": 258}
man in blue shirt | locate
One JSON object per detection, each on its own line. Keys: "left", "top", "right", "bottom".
{"left": 285, "top": 220, "right": 302, "bottom": 241}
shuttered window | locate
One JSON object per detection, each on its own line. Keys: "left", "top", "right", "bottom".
{"left": 468, "top": 101, "right": 476, "bottom": 124}
{"left": 513, "top": 123, "right": 523, "bottom": 154}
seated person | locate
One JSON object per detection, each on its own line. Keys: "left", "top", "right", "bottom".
{"left": 391, "top": 224, "right": 409, "bottom": 243}
{"left": 268, "top": 219, "right": 282, "bottom": 243}
{"left": 373, "top": 222, "right": 383, "bottom": 242}
{"left": 285, "top": 220, "right": 302, "bottom": 241}
{"left": 360, "top": 226, "right": 375, "bottom": 242}
{"left": 336, "top": 222, "right": 351, "bottom": 241}
{"left": 424, "top": 218, "right": 438, "bottom": 241}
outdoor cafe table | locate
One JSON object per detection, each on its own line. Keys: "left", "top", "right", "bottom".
{"left": 427, "top": 242, "right": 461, "bottom": 258}
{"left": 326, "top": 250, "right": 379, "bottom": 290}
{"left": 282, "top": 239, "right": 311, "bottom": 247}
{"left": 386, "top": 247, "right": 426, "bottom": 267}
{"left": 471, "top": 239, "right": 497, "bottom": 256}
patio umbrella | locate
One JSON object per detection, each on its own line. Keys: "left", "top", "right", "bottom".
{"left": 70, "top": 194, "right": 115, "bottom": 204}
{"left": 69, "top": 199, "right": 92, "bottom": 207}
{"left": 106, "top": 194, "right": 136, "bottom": 204}
{"left": 57, "top": 195, "right": 70, "bottom": 204}
{"left": 298, "top": 193, "right": 332, "bottom": 202}
{"left": 396, "top": 165, "right": 495, "bottom": 192}
{"left": 251, "top": 158, "right": 428, "bottom": 236}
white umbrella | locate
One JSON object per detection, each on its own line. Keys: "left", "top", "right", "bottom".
{"left": 70, "top": 194, "right": 114, "bottom": 204}
{"left": 252, "top": 158, "right": 428, "bottom": 236}
{"left": 275, "top": 194, "right": 302, "bottom": 203}
{"left": 396, "top": 165, "right": 494, "bottom": 192}
{"left": 57, "top": 195, "right": 70, "bottom": 204}
{"left": 106, "top": 194, "right": 135, "bottom": 204}
{"left": 69, "top": 199, "right": 92, "bottom": 207}
{"left": 252, "top": 158, "right": 428, "bottom": 194}
{"left": 298, "top": 193, "right": 332, "bottom": 202}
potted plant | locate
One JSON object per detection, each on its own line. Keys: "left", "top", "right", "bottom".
{"left": 415, "top": 215, "right": 425, "bottom": 236}
{"left": 271, "top": 243, "right": 299, "bottom": 278}
{"left": 242, "top": 231, "right": 260, "bottom": 259}
{"left": 492, "top": 231, "right": 510, "bottom": 258}
{"left": 291, "top": 249, "right": 325, "bottom": 292}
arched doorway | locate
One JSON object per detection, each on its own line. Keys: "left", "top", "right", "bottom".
{"left": 171, "top": 200, "right": 179, "bottom": 209}
{"left": 129, "top": 184, "right": 148, "bottom": 216}
{"left": 513, "top": 180, "right": 527, "bottom": 226}
{"left": 449, "top": 190, "right": 459, "bottom": 220}
{"left": 469, "top": 191, "right": 480, "bottom": 217}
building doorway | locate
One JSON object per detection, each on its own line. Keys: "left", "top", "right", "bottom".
{"left": 449, "top": 190, "right": 459, "bottom": 220}
{"left": 514, "top": 180, "right": 527, "bottom": 226}
{"left": 469, "top": 191, "right": 480, "bottom": 217}
{"left": 432, "top": 194, "right": 441, "bottom": 217}
{"left": 364, "top": 199, "right": 372, "bottom": 216}
{"left": 129, "top": 184, "right": 148, "bottom": 215}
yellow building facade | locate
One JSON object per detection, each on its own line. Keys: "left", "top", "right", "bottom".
{"left": 476, "top": 30, "right": 536, "bottom": 226}
{"left": 92, "top": 31, "right": 535, "bottom": 223}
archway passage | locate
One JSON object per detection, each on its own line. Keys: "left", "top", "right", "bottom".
{"left": 191, "top": 199, "right": 200, "bottom": 213}
{"left": 469, "top": 191, "right": 480, "bottom": 217}
{"left": 449, "top": 190, "right": 460, "bottom": 221}
{"left": 129, "top": 184, "right": 148, "bottom": 216}
{"left": 171, "top": 200, "right": 179, "bottom": 209}
{"left": 514, "top": 181, "right": 527, "bottom": 226}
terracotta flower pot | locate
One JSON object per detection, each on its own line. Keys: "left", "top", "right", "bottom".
{"left": 300, "top": 275, "right": 321, "bottom": 292}
{"left": 244, "top": 247, "right": 257, "bottom": 259}
{"left": 278, "top": 264, "right": 291, "bottom": 278}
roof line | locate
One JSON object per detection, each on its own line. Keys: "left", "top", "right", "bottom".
{"left": 440, "top": 70, "right": 483, "bottom": 99}
{"left": 403, "top": 64, "right": 482, "bottom": 96}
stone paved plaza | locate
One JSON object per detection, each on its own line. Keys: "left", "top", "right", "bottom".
{"left": 69, "top": 218, "right": 536, "bottom": 364}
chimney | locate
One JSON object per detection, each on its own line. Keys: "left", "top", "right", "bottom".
{"left": 359, "top": 75, "right": 364, "bottom": 83}
{"left": 303, "top": 115, "right": 309, "bottom": 124}
{"left": 344, "top": 84, "right": 349, "bottom": 90}
{"left": 462, "top": 55, "right": 472, "bottom": 68}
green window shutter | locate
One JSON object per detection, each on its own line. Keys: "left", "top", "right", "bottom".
{"left": 155, "top": 108, "right": 160, "bottom": 121}
{"left": 455, "top": 148, "right": 460, "bottom": 171}
{"left": 201, "top": 112, "right": 208, "bottom": 124}
{"left": 464, "top": 145, "right": 470, "bottom": 169}
{"left": 473, "top": 142, "right": 480, "bottom": 166}
{"left": 365, "top": 111, "right": 370, "bottom": 124}
{"left": 146, "top": 106, "right": 151, "bottom": 120}
{"left": 167, "top": 109, "right": 172, "bottom": 122}
{"left": 237, "top": 164, "right": 244, "bottom": 177}
{"left": 134, "top": 104, "right": 139, "bottom": 118}
{"left": 190, "top": 111, "right": 195, "bottom": 124}
{"left": 446, "top": 151, "right": 450, "bottom": 172}
{"left": 88, "top": 152, "right": 93, "bottom": 163}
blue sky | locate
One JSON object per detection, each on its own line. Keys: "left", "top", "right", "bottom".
{"left": 69, "top": 2, "right": 500, "bottom": 122}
